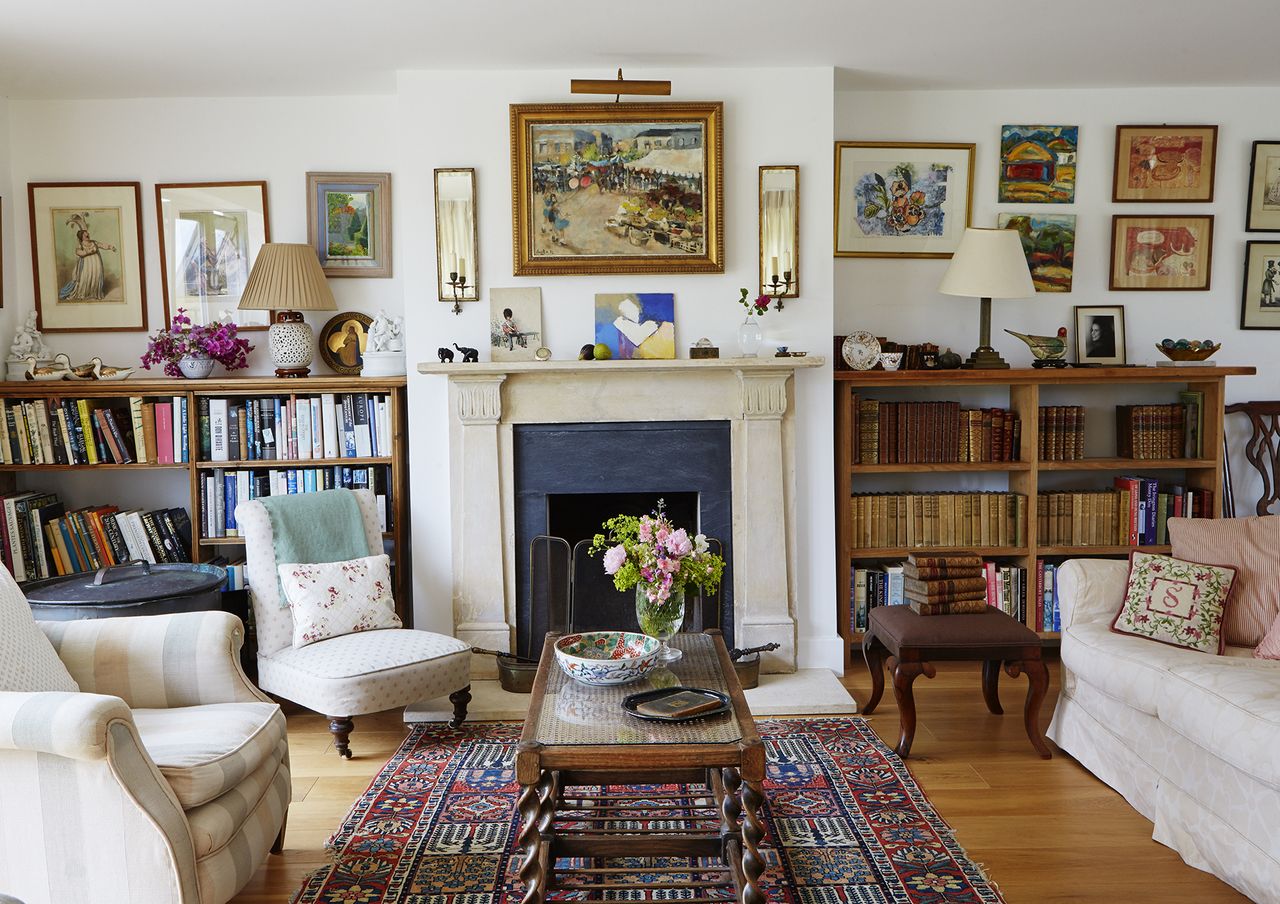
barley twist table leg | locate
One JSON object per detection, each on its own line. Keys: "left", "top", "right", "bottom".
{"left": 720, "top": 767, "right": 743, "bottom": 863}
{"left": 740, "top": 779, "right": 766, "bottom": 904}
{"left": 516, "top": 776, "right": 545, "bottom": 904}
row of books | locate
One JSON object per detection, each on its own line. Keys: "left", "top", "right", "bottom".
{"left": 1, "top": 396, "right": 191, "bottom": 466}
{"left": 854, "top": 399, "right": 1021, "bottom": 464}
{"left": 201, "top": 466, "right": 392, "bottom": 539}
{"left": 1037, "top": 406, "right": 1085, "bottom": 461}
{"left": 1115, "top": 402, "right": 1198, "bottom": 460}
{"left": 1038, "top": 480, "right": 1214, "bottom": 548}
{"left": 851, "top": 492, "right": 1027, "bottom": 550}
{"left": 200, "top": 393, "right": 392, "bottom": 463}
{"left": 850, "top": 560, "right": 1058, "bottom": 630}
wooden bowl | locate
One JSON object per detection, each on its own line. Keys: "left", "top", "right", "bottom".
{"left": 1155, "top": 344, "right": 1219, "bottom": 362}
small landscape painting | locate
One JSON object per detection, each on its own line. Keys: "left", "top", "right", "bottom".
{"left": 1113, "top": 125, "right": 1217, "bottom": 202}
{"left": 999, "top": 126, "right": 1078, "bottom": 203}
{"left": 1109, "top": 215, "right": 1213, "bottom": 291}
{"left": 489, "top": 287, "right": 543, "bottom": 362}
{"left": 306, "top": 172, "right": 391, "bottom": 278}
{"left": 594, "top": 293, "right": 675, "bottom": 360}
{"left": 998, "top": 213, "right": 1076, "bottom": 292}
{"left": 324, "top": 189, "right": 374, "bottom": 262}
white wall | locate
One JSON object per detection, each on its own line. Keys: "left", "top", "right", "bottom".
{"left": 0, "top": 98, "right": 12, "bottom": 347}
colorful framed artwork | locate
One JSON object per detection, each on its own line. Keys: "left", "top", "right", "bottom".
{"left": 1109, "top": 215, "right": 1214, "bottom": 291}
{"left": 318, "top": 311, "right": 373, "bottom": 375}
{"left": 28, "top": 182, "right": 147, "bottom": 332}
{"left": 1240, "top": 241, "right": 1280, "bottom": 329}
{"left": 594, "top": 293, "right": 675, "bottom": 359}
{"left": 489, "top": 287, "right": 543, "bottom": 361}
{"left": 998, "top": 213, "right": 1076, "bottom": 292}
{"left": 306, "top": 172, "right": 391, "bottom": 278}
{"left": 510, "top": 102, "right": 723, "bottom": 276}
{"left": 834, "top": 141, "right": 975, "bottom": 258}
{"left": 1112, "top": 125, "right": 1217, "bottom": 202}
{"left": 1245, "top": 141, "right": 1280, "bottom": 231}
{"left": 1073, "top": 305, "right": 1127, "bottom": 366}
{"left": 998, "top": 126, "right": 1078, "bottom": 203}
{"left": 155, "top": 181, "right": 271, "bottom": 330}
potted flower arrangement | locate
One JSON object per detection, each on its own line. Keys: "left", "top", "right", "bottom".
{"left": 589, "top": 501, "right": 725, "bottom": 662}
{"left": 736, "top": 287, "right": 772, "bottom": 357}
{"left": 141, "top": 309, "right": 253, "bottom": 379}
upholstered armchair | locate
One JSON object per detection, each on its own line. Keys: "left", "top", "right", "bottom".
{"left": 237, "top": 488, "right": 471, "bottom": 758}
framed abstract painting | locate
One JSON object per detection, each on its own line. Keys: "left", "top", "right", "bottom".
{"left": 999, "top": 126, "right": 1078, "bottom": 203}
{"left": 510, "top": 102, "right": 723, "bottom": 276}
{"left": 28, "top": 181, "right": 147, "bottom": 332}
{"left": 1112, "top": 125, "right": 1217, "bottom": 202}
{"left": 998, "top": 213, "right": 1076, "bottom": 292}
{"left": 834, "top": 141, "right": 974, "bottom": 258}
{"left": 306, "top": 172, "right": 391, "bottom": 277}
{"left": 1240, "top": 241, "right": 1280, "bottom": 329}
{"left": 1245, "top": 141, "right": 1280, "bottom": 231}
{"left": 1109, "top": 215, "right": 1214, "bottom": 291}
{"left": 594, "top": 293, "right": 675, "bottom": 359}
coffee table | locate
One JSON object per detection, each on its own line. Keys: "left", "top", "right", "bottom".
{"left": 517, "top": 629, "right": 765, "bottom": 904}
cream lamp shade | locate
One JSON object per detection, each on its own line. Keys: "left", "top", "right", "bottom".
{"left": 937, "top": 227, "right": 1034, "bottom": 369}
{"left": 238, "top": 243, "right": 338, "bottom": 378}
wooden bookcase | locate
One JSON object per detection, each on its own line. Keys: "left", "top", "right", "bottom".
{"left": 834, "top": 365, "right": 1255, "bottom": 673}
{"left": 0, "top": 375, "right": 413, "bottom": 623}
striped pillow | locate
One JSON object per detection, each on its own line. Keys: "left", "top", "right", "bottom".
{"left": 1169, "top": 515, "right": 1280, "bottom": 648}
{"left": 1257, "top": 614, "right": 1280, "bottom": 660}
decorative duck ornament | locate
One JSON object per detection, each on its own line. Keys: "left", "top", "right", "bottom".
{"left": 1004, "top": 327, "right": 1069, "bottom": 368}
{"left": 96, "top": 360, "right": 135, "bottom": 381}
{"left": 23, "top": 353, "right": 72, "bottom": 381}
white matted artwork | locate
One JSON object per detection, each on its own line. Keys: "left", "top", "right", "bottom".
{"left": 489, "top": 287, "right": 543, "bottom": 361}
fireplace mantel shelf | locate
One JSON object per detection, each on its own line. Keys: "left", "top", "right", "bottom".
{"left": 418, "top": 356, "right": 825, "bottom": 377}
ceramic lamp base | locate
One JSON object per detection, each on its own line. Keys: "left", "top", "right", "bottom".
{"left": 269, "top": 311, "right": 314, "bottom": 378}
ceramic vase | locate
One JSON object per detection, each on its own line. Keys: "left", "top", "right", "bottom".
{"left": 178, "top": 353, "right": 215, "bottom": 379}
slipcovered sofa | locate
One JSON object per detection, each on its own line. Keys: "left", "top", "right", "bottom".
{"left": 1047, "top": 558, "right": 1280, "bottom": 903}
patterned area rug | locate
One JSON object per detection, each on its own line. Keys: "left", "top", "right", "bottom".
{"left": 292, "top": 718, "right": 1004, "bottom": 903}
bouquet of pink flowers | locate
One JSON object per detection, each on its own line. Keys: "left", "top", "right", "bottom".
{"left": 141, "top": 309, "right": 253, "bottom": 378}
{"left": 588, "top": 500, "right": 725, "bottom": 604}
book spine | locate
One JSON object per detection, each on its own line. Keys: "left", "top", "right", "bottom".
{"left": 199, "top": 397, "right": 212, "bottom": 460}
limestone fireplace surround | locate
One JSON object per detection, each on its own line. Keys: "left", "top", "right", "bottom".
{"left": 417, "top": 356, "right": 824, "bottom": 677}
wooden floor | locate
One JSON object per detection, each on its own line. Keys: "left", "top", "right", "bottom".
{"left": 231, "top": 657, "right": 1248, "bottom": 903}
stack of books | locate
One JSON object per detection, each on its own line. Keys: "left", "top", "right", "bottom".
{"left": 1038, "top": 406, "right": 1084, "bottom": 461}
{"left": 903, "top": 553, "right": 988, "bottom": 615}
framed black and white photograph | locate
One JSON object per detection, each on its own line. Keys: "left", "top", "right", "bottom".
{"left": 1246, "top": 141, "right": 1280, "bottom": 232}
{"left": 1074, "top": 305, "right": 1126, "bottom": 365}
{"left": 1241, "top": 241, "right": 1280, "bottom": 330}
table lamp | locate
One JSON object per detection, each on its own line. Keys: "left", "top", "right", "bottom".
{"left": 937, "top": 227, "right": 1035, "bottom": 369}
{"left": 237, "top": 243, "right": 337, "bottom": 378}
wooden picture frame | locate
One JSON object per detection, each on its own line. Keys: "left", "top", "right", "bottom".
{"left": 1074, "top": 305, "right": 1127, "bottom": 365}
{"left": 834, "top": 141, "right": 974, "bottom": 258}
{"left": 306, "top": 172, "right": 391, "bottom": 278}
{"left": 1109, "top": 215, "right": 1214, "bottom": 291}
{"left": 1240, "top": 241, "right": 1280, "bottom": 330}
{"left": 28, "top": 181, "right": 147, "bottom": 332}
{"left": 510, "top": 101, "right": 724, "bottom": 276}
{"left": 155, "top": 181, "right": 271, "bottom": 330}
{"left": 1245, "top": 141, "right": 1280, "bottom": 231}
{"left": 1112, "top": 125, "right": 1217, "bottom": 202}
{"left": 317, "top": 311, "right": 373, "bottom": 375}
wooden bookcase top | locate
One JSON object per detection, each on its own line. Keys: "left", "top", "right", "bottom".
{"left": 835, "top": 366, "right": 1255, "bottom": 385}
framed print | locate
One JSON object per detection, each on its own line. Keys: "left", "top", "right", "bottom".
{"left": 510, "top": 102, "right": 724, "bottom": 276}
{"left": 999, "top": 126, "right": 1078, "bottom": 203}
{"left": 28, "top": 181, "right": 147, "bottom": 332}
{"left": 1241, "top": 241, "right": 1280, "bottom": 329}
{"left": 1109, "top": 215, "right": 1214, "bottom": 291}
{"left": 1245, "top": 141, "right": 1280, "bottom": 231}
{"left": 155, "top": 181, "right": 270, "bottom": 330}
{"left": 834, "top": 141, "right": 974, "bottom": 258}
{"left": 1113, "top": 125, "right": 1217, "bottom": 202}
{"left": 489, "top": 287, "right": 543, "bottom": 361}
{"left": 998, "top": 213, "right": 1076, "bottom": 292}
{"left": 306, "top": 172, "right": 391, "bottom": 278}
{"left": 1074, "top": 305, "right": 1126, "bottom": 365}
{"left": 318, "top": 311, "right": 373, "bottom": 375}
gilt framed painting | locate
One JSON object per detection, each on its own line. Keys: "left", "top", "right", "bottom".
{"left": 834, "top": 141, "right": 974, "bottom": 258}
{"left": 1245, "top": 141, "right": 1280, "bottom": 231}
{"left": 28, "top": 182, "right": 147, "bottom": 332}
{"left": 510, "top": 102, "right": 723, "bottom": 276}
{"left": 1109, "top": 215, "right": 1214, "bottom": 291}
{"left": 306, "top": 172, "right": 391, "bottom": 278}
{"left": 1112, "top": 125, "right": 1217, "bottom": 202}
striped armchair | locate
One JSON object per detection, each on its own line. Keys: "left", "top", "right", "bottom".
{"left": 0, "top": 580, "right": 289, "bottom": 904}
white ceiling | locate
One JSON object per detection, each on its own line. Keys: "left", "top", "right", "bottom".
{"left": 2, "top": 0, "right": 1277, "bottom": 99}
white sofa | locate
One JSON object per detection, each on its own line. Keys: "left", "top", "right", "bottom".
{"left": 1047, "top": 558, "right": 1280, "bottom": 903}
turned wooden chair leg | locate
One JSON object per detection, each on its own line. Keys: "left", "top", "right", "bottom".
{"left": 270, "top": 814, "right": 287, "bottom": 855}
{"left": 328, "top": 716, "right": 354, "bottom": 759}
{"left": 890, "top": 658, "right": 936, "bottom": 759}
{"left": 449, "top": 685, "right": 472, "bottom": 728}
{"left": 862, "top": 635, "right": 886, "bottom": 714}
{"left": 981, "top": 659, "right": 1005, "bottom": 715}
{"left": 1016, "top": 658, "right": 1053, "bottom": 759}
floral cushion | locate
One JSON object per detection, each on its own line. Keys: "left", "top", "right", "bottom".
{"left": 1110, "top": 551, "right": 1236, "bottom": 654}
{"left": 278, "top": 554, "right": 401, "bottom": 648}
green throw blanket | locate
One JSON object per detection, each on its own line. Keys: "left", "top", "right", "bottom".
{"left": 260, "top": 489, "right": 371, "bottom": 606}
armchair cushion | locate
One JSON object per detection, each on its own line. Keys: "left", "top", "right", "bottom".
{"left": 186, "top": 736, "right": 288, "bottom": 857}
{"left": 279, "top": 552, "right": 401, "bottom": 647}
{"left": 0, "top": 566, "right": 77, "bottom": 693}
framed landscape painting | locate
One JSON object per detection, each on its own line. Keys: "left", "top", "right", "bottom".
{"left": 1109, "top": 215, "right": 1214, "bottom": 291}
{"left": 1241, "top": 241, "right": 1280, "bottom": 329}
{"left": 28, "top": 182, "right": 147, "bottom": 332}
{"left": 1245, "top": 141, "right": 1280, "bottom": 231}
{"left": 1112, "top": 125, "right": 1217, "bottom": 202}
{"left": 834, "top": 141, "right": 974, "bottom": 258}
{"left": 306, "top": 172, "right": 391, "bottom": 277}
{"left": 998, "top": 213, "right": 1076, "bottom": 292}
{"left": 998, "top": 126, "right": 1078, "bottom": 203}
{"left": 510, "top": 102, "right": 723, "bottom": 276}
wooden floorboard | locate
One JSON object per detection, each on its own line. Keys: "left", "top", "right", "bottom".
{"left": 230, "top": 658, "right": 1248, "bottom": 903}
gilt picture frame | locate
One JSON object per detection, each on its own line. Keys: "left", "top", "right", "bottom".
{"left": 1112, "top": 125, "right": 1217, "bottom": 202}
{"left": 306, "top": 172, "right": 392, "bottom": 278}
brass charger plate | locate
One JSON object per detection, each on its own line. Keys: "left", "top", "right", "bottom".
{"left": 318, "top": 312, "right": 373, "bottom": 375}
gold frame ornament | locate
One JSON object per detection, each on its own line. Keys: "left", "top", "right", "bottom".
{"left": 509, "top": 101, "right": 724, "bottom": 276}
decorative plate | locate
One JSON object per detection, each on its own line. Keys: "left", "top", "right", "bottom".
{"left": 554, "top": 630, "right": 661, "bottom": 686}
{"left": 841, "top": 331, "right": 881, "bottom": 370}
{"left": 318, "top": 312, "right": 374, "bottom": 375}
{"left": 622, "top": 686, "right": 732, "bottom": 723}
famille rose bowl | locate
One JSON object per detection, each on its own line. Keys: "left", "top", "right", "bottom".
{"left": 554, "top": 631, "right": 661, "bottom": 686}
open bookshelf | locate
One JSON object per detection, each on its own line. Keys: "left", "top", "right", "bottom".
{"left": 834, "top": 365, "right": 1255, "bottom": 673}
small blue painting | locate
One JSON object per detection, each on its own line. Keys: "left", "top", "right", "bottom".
{"left": 593, "top": 293, "right": 676, "bottom": 360}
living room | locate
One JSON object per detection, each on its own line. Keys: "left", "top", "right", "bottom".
{"left": 0, "top": 3, "right": 1277, "bottom": 903}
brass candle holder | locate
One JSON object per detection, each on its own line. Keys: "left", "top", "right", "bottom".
{"left": 447, "top": 272, "right": 470, "bottom": 315}
{"left": 765, "top": 271, "right": 794, "bottom": 311}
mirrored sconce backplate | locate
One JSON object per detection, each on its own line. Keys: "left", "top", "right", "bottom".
{"left": 434, "top": 168, "right": 479, "bottom": 309}
{"left": 759, "top": 165, "right": 799, "bottom": 299}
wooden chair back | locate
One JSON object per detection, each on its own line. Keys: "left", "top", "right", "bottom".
{"left": 1225, "top": 401, "right": 1280, "bottom": 516}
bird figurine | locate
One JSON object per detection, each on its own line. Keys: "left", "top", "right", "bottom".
{"left": 1004, "top": 327, "right": 1069, "bottom": 368}
{"left": 23, "top": 353, "right": 72, "bottom": 381}
{"left": 68, "top": 357, "right": 100, "bottom": 379}
{"left": 96, "top": 359, "right": 134, "bottom": 381}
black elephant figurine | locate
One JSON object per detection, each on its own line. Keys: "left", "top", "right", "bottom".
{"left": 454, "top": 343, "right": 479, "bottom": 363}
{"left": 437, "top": 347, "right": 455, "bottom": 363}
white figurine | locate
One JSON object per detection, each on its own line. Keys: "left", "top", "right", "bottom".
{"left": 9, "top": 312, "right": 52, "bottom": 362}
{"left": 367, "top": 310, "right": 405, "bottom": 353}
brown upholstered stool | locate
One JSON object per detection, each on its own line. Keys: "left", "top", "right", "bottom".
{"left": 861, "top": 606, "right": 1052, "bottom": 760}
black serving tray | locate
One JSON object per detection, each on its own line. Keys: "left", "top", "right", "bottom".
{"left": 621, "top": 686, "right": 732, "bottom": 723}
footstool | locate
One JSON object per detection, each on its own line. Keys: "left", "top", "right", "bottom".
{"left": 861, "top": 606, "right": 1051, "bottom": 760}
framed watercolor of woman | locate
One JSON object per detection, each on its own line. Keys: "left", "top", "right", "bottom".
{"left": 28, "top": 182, "right": 147, "bottom": 332}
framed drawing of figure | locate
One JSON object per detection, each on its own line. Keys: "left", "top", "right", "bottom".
{"left": 1241, "top": 241, "right": 1280, "bottom": 330}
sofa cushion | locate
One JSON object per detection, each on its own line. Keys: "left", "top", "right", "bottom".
{"left": 132, "top": 701, "right": 286, "bottom": 809}
{"left": 279, "top": 553, "right": 401, "bottom": 648}
{"left": 1255, "top": 611, "right": 1280, "bottom": 660}
{"left": 1169, "top": 514, "right": 1280, "bottom": 648}
{"left": 1062, "top": 622, "right": 1218, "bottom": 714}
{"left": 185, "top": 737, "right": 288, "bottom": 858}
{"left": 0, "top": 565, "right": 77, "bottom": 693}
{"left": 1112, "top": 552, "right": 1235, "bottom": 654}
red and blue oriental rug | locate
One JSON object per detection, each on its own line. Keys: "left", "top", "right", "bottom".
{"left": 292, "top": 717, "right": 1004, "bottom": 903}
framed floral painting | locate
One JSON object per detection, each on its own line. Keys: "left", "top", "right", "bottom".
{"left": 1112, "top": 125, "right": 1217, "bottom": 202}
{"left": 834, "top": 142, "right": 974, "bottom": 258}
{"left": 28, "top": 182, "right": 147, "bottom": 332}
{"left": 306, "top": 172, "right": 391, "bottom": 277}
{"left": 1109, "top": 215, "right": 1214, "bottom": 291}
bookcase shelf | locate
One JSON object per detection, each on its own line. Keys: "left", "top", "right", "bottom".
{"left": 195, "top": 456, "right": 395, "bottom": 469}
{"left": 834, "top": 365, "right": 1255, "bottom": 674}
{"left": 0, "top": 462, "right": 192, "bottom": 472}
{"left": 200, "top": 531, "right": 395, "bottom": 547}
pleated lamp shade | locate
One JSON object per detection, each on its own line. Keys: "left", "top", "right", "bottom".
{"left": 238, "top": 243, "right": 337, "bottom": 311}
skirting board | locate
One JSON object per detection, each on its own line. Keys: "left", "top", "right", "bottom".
{"left": 404, "top": 668, "right": 858, "bottom": 723}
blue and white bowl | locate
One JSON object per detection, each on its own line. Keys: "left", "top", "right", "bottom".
{"left": 554, "top": 631, "right": 661, "bottom": 686}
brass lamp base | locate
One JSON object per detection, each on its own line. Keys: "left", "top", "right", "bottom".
{"left": 964, "top": 346, "right": 1011, "bottom": 369}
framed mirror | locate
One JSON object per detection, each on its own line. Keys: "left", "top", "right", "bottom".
{"left": 434, "top": 168, "right": 479, "bottom": 307}
{"left": 759, "top": 165, "right": 799, "bottom": 299}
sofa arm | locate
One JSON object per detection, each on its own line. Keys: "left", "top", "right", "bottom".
{"left": 1056, "top": 558, "right": 1129, "bottom": 628}
{"left": 40, "top": 611, "right": 270, "bottom": 709}
{"left": 0, "top": 691, "right": 134, "bottom": 761}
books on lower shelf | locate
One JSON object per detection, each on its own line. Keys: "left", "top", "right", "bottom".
{"left": 1, "top": 396, "right": 190, "bottom": 465}
{"left": 199, "top": 392, "right": 392, "bottom": 462}
{"left": 1038, "top": 406, "right": 1084, "bottom": 461}
{"left": 854, "top": 398, "right": 1021, "bottom": 464}
{"left": 201, "top": 465, "right": 392, "bottom": 539}
{"left": 1038, "top": 480, "right": 1214, "bottom": 547}
{"left": 851, "top": 492, "right": 1027, "bottom": 549}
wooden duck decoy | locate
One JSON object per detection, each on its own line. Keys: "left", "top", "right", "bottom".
{"left": 24, "top": 353, "right": 72, "bottom": 381}
{"left": 1004, "top": 327, "right": 1069, "bottom": 368}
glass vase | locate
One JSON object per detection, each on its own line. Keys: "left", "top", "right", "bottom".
{"left": 737, "top": 315, "right": 762, "bottom": 358}
{"left": 635, "top": 584, "right": 685, "bottom": 662}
